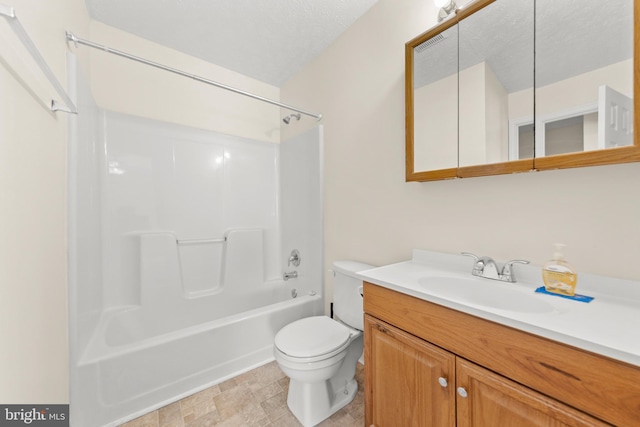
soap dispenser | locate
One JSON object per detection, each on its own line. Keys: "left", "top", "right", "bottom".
{"left": 542, "top": 243, "right": 577, "bottom": 296}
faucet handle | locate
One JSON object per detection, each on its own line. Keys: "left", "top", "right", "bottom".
{"left": 288, "top": 249, "right": 301, "bottom": 267}
{"left": 462, "top": 252, "right": 486, "bottom": 276}
{"left": 501, "top": 259, "right": 530, "bottom": 282}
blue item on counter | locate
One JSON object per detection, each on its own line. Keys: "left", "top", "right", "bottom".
{"left": 535, "top": 286, "right": 594, "bottom": 303}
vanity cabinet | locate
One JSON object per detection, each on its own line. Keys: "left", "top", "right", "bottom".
{"left": 363, "top": 282, "right": 640, "bottom": 427}
{"left": 365, "top": 316, "right": 455, "bottom": 426}
{"left": 456, "top": 357, "right": 606, "bottom": 427}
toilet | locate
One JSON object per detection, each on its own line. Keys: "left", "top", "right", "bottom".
{"left": 273, "top": 261, "right": 374, "bottom": 427}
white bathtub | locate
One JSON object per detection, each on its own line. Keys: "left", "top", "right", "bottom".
{"left": 67, "top": 80, "right": 325, "bottom": 426}
{"left": 72, "top": 292, "right": 322, "bottom": 427}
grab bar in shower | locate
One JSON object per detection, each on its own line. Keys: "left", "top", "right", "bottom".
{"left": 176, "top": 237, "right": 227, "bottom": 246}
{"left": 0, "top": 4, "right": 77, "bottom": 114}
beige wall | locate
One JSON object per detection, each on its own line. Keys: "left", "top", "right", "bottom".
{"left": 537, "top": 59, "right": 633, "bottom": 118}
{"left": 414, "top": 73, "right": 458, "bottom": 171}
{"left": 281, "top": 0, "right": 640, "bottom": 314}
{"left": 89, "top": 22, "right": 280, "bottom": 142}
{"left": 0, "top": 0, "right": 90, "bottom": 403}
{"left": 483, "top": 63, "right": 508, "bottom": 163}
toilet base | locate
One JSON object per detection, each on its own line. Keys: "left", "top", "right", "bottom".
{"left": 287, "top": 377, "right": 358, "bottom": 427}
{"left": 275, "top": 320, "right": 364, "bottom": 426}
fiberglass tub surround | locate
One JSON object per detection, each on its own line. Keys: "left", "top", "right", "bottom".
{"left": 68, "top": 56, "right": 323, "bottom": 426}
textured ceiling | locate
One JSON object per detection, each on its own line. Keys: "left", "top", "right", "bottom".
{"left": 85, "top": 0, "right": 379, "bottom": 87}
{"left": 414, "top": 0, "right": 633, "bottom": 92}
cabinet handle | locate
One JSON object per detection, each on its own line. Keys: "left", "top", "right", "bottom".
{"left": 438, "top": 377, "right": 448, "bottom": 388}
{"left": 457, "top": 387, "right": 468, "bottom": 398}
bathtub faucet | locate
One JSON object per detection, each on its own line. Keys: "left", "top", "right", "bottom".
{"left": 283, "top": 271, "right": 298, "bottom": 281}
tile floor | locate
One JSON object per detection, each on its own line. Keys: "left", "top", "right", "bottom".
{"left": 119, "top": 361, "right": 365, "bottom": 427}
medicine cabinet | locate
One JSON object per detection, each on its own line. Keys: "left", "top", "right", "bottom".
{"left": 406, "top": 0, "right": 640, "bottom": 181}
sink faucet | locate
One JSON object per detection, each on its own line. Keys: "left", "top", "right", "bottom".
{"left": 462, "top": 252, "right": 529, "bottom": 283}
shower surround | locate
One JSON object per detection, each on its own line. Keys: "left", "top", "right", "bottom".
{"left": 68, "top": 56, "right": 323, "bottom": 426}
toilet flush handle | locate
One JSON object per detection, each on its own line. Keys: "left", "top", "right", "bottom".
{"left": 358, "top": 285, "right": 364, "bottom": 297}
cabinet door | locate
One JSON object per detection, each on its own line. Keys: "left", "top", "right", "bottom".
{"left": 456, "top": 358, "right": 609, "bottom": 427}
{"left": 364, "top": 315, "right": 455, "bottom": 427}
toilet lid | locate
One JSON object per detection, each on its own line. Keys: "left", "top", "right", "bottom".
{"left": 275, "top": 316, "right": 352, "bottom": 358}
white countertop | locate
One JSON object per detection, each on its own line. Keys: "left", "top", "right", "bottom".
{"left": 357, "top": 249, "right": 640, "bottom": 367}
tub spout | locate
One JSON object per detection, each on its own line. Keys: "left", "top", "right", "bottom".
{"left": 283, "top": 271, "right": 298, "bottom": 281}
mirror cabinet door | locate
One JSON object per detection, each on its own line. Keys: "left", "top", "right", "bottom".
{"left": 534, "top": 0, "right": 637, "bottom": 169}
{"left": 409, "top": 23, "right": 459, "bottom": 181}
{"left": 406, "top": 0, "right": 640, "bottom": 182}
{"left": 457, "top": 0, "right": 534, "bottom": 176}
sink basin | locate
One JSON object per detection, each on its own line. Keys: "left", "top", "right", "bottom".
{"left": 417, "top": 276, "right": 555, "bottom": 313}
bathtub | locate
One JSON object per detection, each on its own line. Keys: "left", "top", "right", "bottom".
{"left": 72, "top": 292, "right": 322, "bottom": 427}
{"left": 67, "top": 70, "right": 325, "bottom": 426}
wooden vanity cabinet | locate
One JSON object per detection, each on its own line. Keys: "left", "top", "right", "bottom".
{"left": 456, "top": 357, "right": 608, "bottom": 427}
{"left": 363, "top": 282, "right": 640, "bottom": 427}
{"left": 364, "top": 316, "right": 455, "bottom": 426}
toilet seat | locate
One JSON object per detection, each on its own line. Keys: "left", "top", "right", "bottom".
{"left": 274, "top": 316, "right": 353, "bottom": 362}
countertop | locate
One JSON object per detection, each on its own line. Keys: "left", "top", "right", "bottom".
{"left": 357, "top": 249, "right": 640, "bottom": 367}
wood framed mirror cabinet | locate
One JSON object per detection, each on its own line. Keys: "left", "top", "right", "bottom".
{"left": 406, "top": 0, "right": 640, "bottom": 182}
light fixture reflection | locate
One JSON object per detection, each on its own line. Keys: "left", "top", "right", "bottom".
{"left": 434, "top": 0, "right": 457, "bottom": 22}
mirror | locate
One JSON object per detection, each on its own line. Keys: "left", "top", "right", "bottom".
{"left": 535, "top": 0, "right": 634, "bottom": 164}
{"left": 406, "top": 0, "right": 640, "bottom": 182}
{"left": 412, "top": 23, "right": 459, "bottom": 176}
{"left": 458, "top": 0, "right": 534, "bottom": 171}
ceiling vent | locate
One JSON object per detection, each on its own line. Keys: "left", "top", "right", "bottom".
{"left": 415, "top": 33, "right": 446, "bottom": 53}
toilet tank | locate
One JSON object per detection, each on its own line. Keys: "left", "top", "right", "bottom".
{"left": 332, "top": 261, "right": 375, "bottom": 331}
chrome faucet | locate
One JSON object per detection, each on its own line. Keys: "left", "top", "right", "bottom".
{"left": 288, "top": 249, "right": 301, "bottom": 267}
{"left": 462, "top": 252, "right": 529, "bottom": 283}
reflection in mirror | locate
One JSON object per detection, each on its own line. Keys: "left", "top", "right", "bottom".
{"left": 535, "top": 0, "right": 634, "bottom": 157}
{"left": 407, "top": 0, "right": 639, "bottom": 181}
{"left": 412, "top": 24, "right": 459, "bottom": 172}
{"left": 458, "top": 0, "right": 534, "bottom": 167}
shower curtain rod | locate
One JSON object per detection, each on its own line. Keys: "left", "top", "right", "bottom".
{"left": 65, "top": 32, "right": 322, "bottom": 121}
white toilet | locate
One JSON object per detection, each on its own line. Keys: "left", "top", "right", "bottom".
{"left": 273, "top": 261, "right": 374, "bottom": 427}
